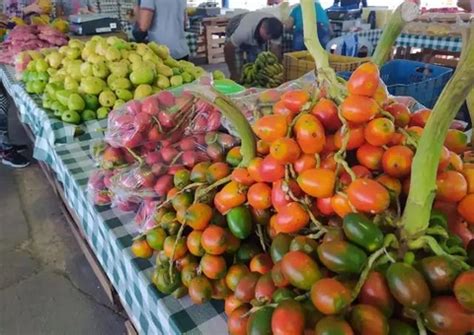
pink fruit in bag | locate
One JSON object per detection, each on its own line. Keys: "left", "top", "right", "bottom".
{"left": 154, "top": 174, "right": 174, "bottom": 197}
{"left": 123, "top": 150, "right": 137, "bottom": 164}
{"left": 182, "top": 151, "right": 209, "bottom": 168}
{"left": 148, "top": 126, "right": 162, "bottom": 143}
{"left": 134, "top": 112, "right": 152, "bottom": 132}
{"left": 115, "top": 198, "right": 139, "bottom": 212}
{"left": 102, "top": 147, "right": 125, "bottom": 169}
{"left": 103, "top": 172, "right": 114, "bottom": 188}
{"left": 123, "top": 131, "right": 144, "bottom": 149}
{"left": 167, "top": 165, "right": 185, "bottom": 175}
{"left": 160, "top": 147, "right": 179, "bottom": 163}
{"left": 207, "top": 111, "right": 221, "bottom": 131}
{"left": 218, "top": 133, "right": 237, "bottom": 149}
{"left": 138, "top": 168, "right": 156, "bottom": 188}
{"left": 158, "top": 111, "right": 175, "bottom": 128}
{"left": 141, "top": 96, "right": 160, "bottom": 116}
{"left": 126, "top": 101, "right": 142, "bottom": 116}
{"left": 151, "top": 163, "right": 167, "bottom": 177}
{"left": 94, "top": 191, "right": 111, "bottom": 206}
{"left": 145, "top": 151, "right": 162, "bottom": 165}
{"left": 179, "top": 137, "right": 197, "bottom": 151}
{"left": 206, "top": 143, "right": 224, "bottom": 162}
{"left": 157, "top": 91, "right": 176, "bottom": 108}
{"left": 193, "top": 116, "right": 208, "bottom": 133}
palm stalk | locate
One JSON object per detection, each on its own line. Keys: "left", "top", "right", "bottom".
{"left": 401, "top": 24, "right": 474, "bottom": 239}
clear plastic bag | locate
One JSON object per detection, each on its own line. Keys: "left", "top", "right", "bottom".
{"left": 87, "top": 169, "right": 112, "bottom": 206}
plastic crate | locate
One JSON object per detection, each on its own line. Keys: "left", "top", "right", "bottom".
{"left": 283, "top": 50, "right": 370, "bottom": 82}
{"left": 338, "top": 59, "right": 453, "bottom": 108}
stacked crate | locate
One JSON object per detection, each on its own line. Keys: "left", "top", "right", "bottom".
{"left": 203, "top": 16, "right": 229, "bottom": 64}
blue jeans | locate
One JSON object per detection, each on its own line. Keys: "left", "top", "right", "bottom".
{"left": 293, "top": 23, "right": 331, "bottom": 51}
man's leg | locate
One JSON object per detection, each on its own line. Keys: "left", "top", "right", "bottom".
{"left": 0, "top": 84, "right": 30, "bottom": 168}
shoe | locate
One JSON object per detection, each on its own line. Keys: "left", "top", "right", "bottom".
{"left": 10, "top": 144, "right": 28, "bottom": 152}
{"left": 1, "top": 149, "right": 30, "bottom": 168}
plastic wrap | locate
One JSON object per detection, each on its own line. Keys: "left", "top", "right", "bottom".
{"left": 87, "top": 169, "right": 112, "bottom": 206}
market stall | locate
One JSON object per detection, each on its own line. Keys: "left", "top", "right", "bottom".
{"left": 0, "top": 1, "right": 473, "bottom": 335}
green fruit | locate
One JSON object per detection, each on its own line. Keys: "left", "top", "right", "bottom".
{"left": 153, "top": 44, "right": 170, "bottom": 59}
{"left": 42, "top": 94, "right": 53, "bottom": 109}
{"left": 388, "top": 320, "right": 418, "bottom": 335}
{"left": 156, "top": 74, "right": 170, "bottom": 89}
{"left": 227, "top": 206, "right": 253, "bottom": 239}
{"left": 83, "top": 94, "right": 99, "bottom": 111}
{"left": 146, "top": 228, "right": 167, "bottom": 250}
{"left": 170, "top": 75, "right": 183, "bottom": 87}
{"left": 289, "top": 236, "right": 319, "bottom": 259}
{"left": 114, "top": 99, "right": 125, "bottom": 109}
{"left": 386, "top": 263, "right": 431, "bottom": 310}
{"left": 272, "top": 288, "right": 296, "bottom": 303}
{"left": 105, "top": 46, "right": 121, "bottom": 62}
{"left": 236, "top": 242, "right": 261, "bottom": 263}
{"left": 181, "top": 72, "right": 193, "bottom": 84}
{"left": 98, "top": 90, "right": 117, "bottom": 107}
{"left": 80, "top": 77, "right": 106, "bottom": 95}
{"left": 213, "top": 70, "right": 225, "bottom": 80}
{"left": 51, "top": 101, "right": 66, "bottom": 113}
{"left": 82, "top": 110, "right": 97, "bottom": 121}
{"left": 247, "top": 306, "right": 274, "bottom": 335}
{"left": 35, "top": 58, "right": 49, "bottom": 72}
{"left": 66, "top": 47, "right": 81, "bottom": 60}
{"left": 153, "top": 267, "right": 181, "bottom": 294}
{"left": 115, "top": 89, "right": 133, "bottom": 101}
{"left": 67, "top": 93, "right": 85, "bottom": 111}
{"left": 108, "top": 61, "right": 129, "bottom": 78}
{"left": 270, "top": 234, "right": 292, "bottom": 263}
{"left": 317, "top": 241, "right": 368, "bottom": 274}
{"left": 130, "top": 67, "right": 155, "bottom": 85}
{"left": 80, "top": 62, "right": 93, "bottom": 77}
{"left": 343, "top": 213, "right": 384, "bottom": 252}
{"left": 36, "top": 72, "right": 49, "bottom": 82}
{"left": 164, "top": 57, "right": 179, "bottom": 68}
{"left": 31, "top": 81, "right": 46, "bottom": 94}
{"left": 419, "top": 256, "right": 461, "bottom": 292}
{"left": 96, "top": 107, "right": 110, "bottom": 120}
{"left": 56, "top": 90, "right": 72, "bottom": 106}
{"left": 134, "top": 84, "right": 153, "bottom": 99}
{"left": 46, "top": 52, "right": 63, "bottom": 69}
{"left": 281, "top": 251, "right": 321, "bottom": 290}
{"left": 64, "top": 77, "right": 79, "bottom": 91}
{"left": 92, "top": 61, "right": 110, "bottom": 79}
{"left": 61, "top": 110, "right": 81, "bottom": 124}
{"left": 110, "top": 77, "right": 131, "bottom": 91}
{"left": 156, "top": 63, "right": 173, "bottom": 77}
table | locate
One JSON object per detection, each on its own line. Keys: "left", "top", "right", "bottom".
{"left": 333, "top": 29, "right": 463, "bottom": 53}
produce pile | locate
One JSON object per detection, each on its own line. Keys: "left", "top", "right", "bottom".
{"left": 0, "top": 24, "right": 68, "bottom": 65}
{"left": 241, "top": 52, "right": 285, "bottom": 88}
{"left": 17, "top": 37, "right": 207, "bottom": 124}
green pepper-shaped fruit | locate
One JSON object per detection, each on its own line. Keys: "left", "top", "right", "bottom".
{"left": 317, "top": 241, "right": 368, "bottom": 274}
{"left": 247, "top": 306, "right": 274, "bottom": 335}
{"left": 343, "top": 213, "right": 384, "bottom": 252}
{"left": 227, "top": 206, "right": 253, "bottom": 239}
{"left": 270, "top": 233, "right": 292, "bottom": 263}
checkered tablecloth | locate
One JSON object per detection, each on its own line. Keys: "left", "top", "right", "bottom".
{"left": 186, "top": 31, "right": 199, "bottom": 58}
{"left": 333, "top": 29, "right": 463, "bottom": 53}
{"left": 52, "top": 139, "right": 227, "bottom": 335}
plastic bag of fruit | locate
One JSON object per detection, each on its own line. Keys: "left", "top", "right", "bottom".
{"left": 87, "top": 169, "right": 113, "bottom": 206}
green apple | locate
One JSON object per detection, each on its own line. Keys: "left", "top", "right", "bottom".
{"left": 96, "top": 107, "right": 110, "bottom": 120}
{"left": 110, "top": 77, "right": 131, "bottom": 91}
{"left": 31, "top": 81, "right": 46, "bottom": 94}
{"left": 83, "top": 94, "right": 99, "bottom": 111}
{"left": 61, "top": 110, "right": 81, "bottom": 124}
{"left": 182, "top": 72, "right": 193, "bottom": 83}
{"left": 82, "top": 110, "right": 97, "bottom": 121}
{"left": 64, "top": 77, "right": 79, "bottom": 92}
{"left": 42, "top": 93, "right": 53, "bottom": 109}
{"left": 80, "top": 62, "right": 93, "bottom": 77}
{"left": 172, "top": 67, "right": 182, "bottom": 76}
{"left": 80, "top": 77, "right": 106, "bottom": 95}
{"left": 105, "top": 46, "right": 121, "bottom": 62}
{"left": 134, "top": 84, "right": 152, "bottom": 99}
{"left": 115, "top": 89, "right": 133, "bottom": 101}
{"left": 99, "top": 90, "right": 117, "bottom": 107}
{"left": 170, "top": 75, "right": 183, "bottom": 87}
{"left": 92, "top": 61, "right": 110, "bottom": 79}
{"left": 45, "top": 82, "right": 63, "bottom": 99}
{"left": 130, "top": 67, "right": 155, "bottom": 85}
{"left": 67, "top": 93, "right": 85, "bottom": 111}
{"left": 66, "top": 47, "right": 81, "bottom": 60}
{"left": 113, "top": 99, "right": 125, "bottom": 109}
{"left": 156, "top": 74, "right": 170, "bottom": 89}
{"left": 56, "top": 90, "right": 72, "bottom": 106}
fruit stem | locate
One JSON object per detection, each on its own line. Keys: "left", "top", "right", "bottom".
{"left": 155, "top": 182, "right": 204, "bottom": 211}
{"left": 256, "top": 224, "right": 267, "bottom": 252}
{"left": 415, "top": 312, "right": 427, "bottom": 335}
{"left": 372, "top": 1, "right": 420, "bottom": 67}
{"left": 400, "top": 23, "right": 474, "bottom": 240}
{"left": 125, "top": 147, "right": 144, "bottom": 165}
{"left": 169, "top": 222, "right": 186, "bottom": 278}
{"left": 196, "top": 175, "right": 232, "bottom": 200}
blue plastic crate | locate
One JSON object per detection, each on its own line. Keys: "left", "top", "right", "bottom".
{"left": 338, "top": 59, "right": 453, "bottom": 108}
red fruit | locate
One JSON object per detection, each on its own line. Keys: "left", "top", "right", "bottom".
{"left": 158, "top": 111, "right": 174, "bottom": 128}
{"left": 182, "top": 150, "right": 209, "bottom": 168}
{"left": 134, "top": 112, "right": 152, "bottom": 132}
{"left": 123, "top": 131, "right": 144, "bottom": 149}
{"left": 102, "top": 147, "right": 124, "bottom": 167}
{"left": 341, "top": 95, "right": 378, "bottom": 124}
{"left": 385, "top": 103, "right": 410, "bottom": 127}
{"left": 145, "top": 151, "right": 162, "bottom": 165}
{"left": 154, "top": 174, "right": 174, "bottom": 197}
{"left": 311, "top": 98, "right": 342, "bottom": 131}
{"left": 340, "top": 165, "right": 372, "bottom": 187}
{"left": 347, "top": 62, "right": 380, "bottom": 97}
{"left": 260, "top": 156, "right": 285, "bottom": 183}
{"left": 126, "top": 100, "right": 142, "bottom": 115}
{"left": 255, "top": 273, "right": 277, "bottom": 302}
{"left": 157, "top": 90, "right": 176, "bottom": 107}
{"left": 274, "top": 202, "right": 310, "bottom": 233}
{"left": 281, "top": 89, "right": 310, "bottom": 113}
{"left": 409, "top": 108, "right": 431, "bottom": 127}
{"left": 141, "top": 96, "right": 159, "bottom": 115}
{"left": 179, "top": 137, "right": 197, "bottom": 151}
{"left": 347, "top": 179, "right": 390, "bottom": 214}
{"left": 316, "top": 197, "right": 335, "bottom": 216}
{"left": 271, "top": 299, "right": 305, "bottom": 335}
{"left": 228, "top": 305, "right": 250, "bottom": 335}
{"left": 272, "top": 179, "right": 302, "bottom": 212}
{"left": 294, "top": 154, "right": 317, "bottom": 174}
{"left": 359, "top": 271, "right": 394, "bottom": 317}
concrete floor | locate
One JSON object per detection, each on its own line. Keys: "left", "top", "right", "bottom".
{"left": 0, "top": 102, "right": 127, "bottom": 335}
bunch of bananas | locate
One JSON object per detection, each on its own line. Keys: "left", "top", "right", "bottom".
{"left": 240, "top": 51, "right": 284, "bottom": 88}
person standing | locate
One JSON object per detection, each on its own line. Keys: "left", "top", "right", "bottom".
{"left": 288, "top": 0, "right": 331, "bottom": 51}
{"left": 136, "top": 0, "right": 190, "bottom": 60}
{"left": 224, "top": 12, "right": 283, "bottom": 81}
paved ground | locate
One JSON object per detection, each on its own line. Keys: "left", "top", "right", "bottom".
{"left": 0, "top": 101, "right": 127, "bottom": 335}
